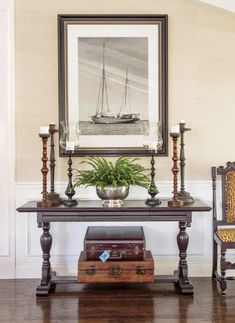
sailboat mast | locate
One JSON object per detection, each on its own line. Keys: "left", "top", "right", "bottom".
{"left": 100, "top": 43, "right": 105, "bottom": 115}
{"left": 103, "top": 43, "right": 110, "bottom": 113}
{"left": 95, "top": 42, "right": 109, "bottom": 116}
{"left": 120, "top": 68, "right": 132, "bottom": 114}
{"left": 124, "top": 69, "right": 128, "bottom": 110}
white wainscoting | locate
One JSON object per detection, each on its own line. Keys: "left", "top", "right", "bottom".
{"left": 0, "top": 0, "right": 15, "bottom": 279}
{"left": 14, "top": 181, "right": 214, "bottom": 278}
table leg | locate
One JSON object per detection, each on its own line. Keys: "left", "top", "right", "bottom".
{"left": 176, "top": 221, "right": 194, "bottom": 294}
{"left": 36, "top": 222, "right": 55, "bottom": 296}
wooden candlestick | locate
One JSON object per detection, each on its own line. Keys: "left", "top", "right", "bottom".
{"left": 48, "top": 123, "right": 62, "bottom": 206}
{"left": 37, "top": 133, "right": 53, "bottom": 207}
{"left": 168, "top": 133, "right": 184, "bottom": 207}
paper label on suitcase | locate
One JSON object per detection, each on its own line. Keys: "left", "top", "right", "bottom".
{"left": 99, "top": 250, "right": 110, "bottom": 263}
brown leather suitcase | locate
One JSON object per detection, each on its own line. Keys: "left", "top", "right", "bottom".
{"left": 84, "top": 226, "right": 146, "bottom": 261}
{"left": 78, "top": 250, "right": 154, "bottom": 283}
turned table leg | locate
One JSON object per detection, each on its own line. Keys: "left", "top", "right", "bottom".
{"left": 36, "top": 222, "right": 55, "bottom": 296}
{"left": 176, "top": 220, "right": 194, "bottom": 294}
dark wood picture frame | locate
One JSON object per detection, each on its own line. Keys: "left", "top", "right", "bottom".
{"left": 58, "top": 14, "right": 168, "bottom": 157}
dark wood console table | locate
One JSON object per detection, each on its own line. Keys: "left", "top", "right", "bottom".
{"left": 17, "top": 199, "right": 211, "bottom": 296}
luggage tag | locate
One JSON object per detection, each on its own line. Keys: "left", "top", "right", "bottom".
{"left": 99, "top": 250, "right": 110, "bottom": 263}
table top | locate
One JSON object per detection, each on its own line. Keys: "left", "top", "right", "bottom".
{"left": 17, "top": 199, "right": 211, "bottom": 214}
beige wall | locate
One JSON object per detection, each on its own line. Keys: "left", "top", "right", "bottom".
{"left": 16, "top": 0, "right": 235, "bottom": 182}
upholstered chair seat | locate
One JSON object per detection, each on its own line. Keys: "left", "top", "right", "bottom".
{"left": 216, "top": 228, "right": 235, "bottom": 243}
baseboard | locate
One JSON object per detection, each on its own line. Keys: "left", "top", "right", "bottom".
{"left": 0, "top": 261, "right": 15, "bottom": 279}
{"left": 155, "top": 262, "right": 212, "bottom": 277}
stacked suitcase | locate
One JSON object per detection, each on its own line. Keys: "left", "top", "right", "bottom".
{"left": 78, "top": 226, "right": 154, "bottom": 283}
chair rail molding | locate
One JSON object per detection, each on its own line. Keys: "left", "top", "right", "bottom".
{"left": 15, "top": 181, "right": 213, "bottom": 278}
{"left": 0, "top": 0, "right": 15, "bottom": 278}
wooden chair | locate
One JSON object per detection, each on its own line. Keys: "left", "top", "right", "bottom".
{"left": 212, "top": 161, "right": 235, "bottom": 295}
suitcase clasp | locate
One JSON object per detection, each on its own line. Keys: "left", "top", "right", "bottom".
{"left": 134, "top": 245, "right": 140, "bottom": 254}
{"left": 110, "top": 267, "right": 121, "bottom": 276}
{"left": 136, "top": 266, "right": 146, "bottom": 275}
{"left": 86, "top": 266, "right": 96, "bottom": 275}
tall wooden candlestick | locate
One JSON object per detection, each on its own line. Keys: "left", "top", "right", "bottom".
{"left": 178, "top": 122, "right": 194, "bottom": 204}
{"left": 37, "top": 133, "right": 53, "bottom": 207}
{"left": 168, "top": 132, "right": 184, "bottom": 207}
{"left": 48, "top": 123, "right": 62, "bottom": 205}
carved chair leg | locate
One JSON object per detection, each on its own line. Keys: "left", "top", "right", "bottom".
{"left": 220, "top": 248, "right": 227, "bottom": 296}
{"left": 212, "top": 240, "right": 218, "bottom": 278}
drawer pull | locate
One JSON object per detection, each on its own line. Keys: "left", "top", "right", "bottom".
{"left": 136, "top": 266, "right": 146, "bottom": 275}
{"left": 86, "top": 266, "right": 96, "bottom": 275}
{"left": 110, "top": 267, "right": 121, "bottom": 276}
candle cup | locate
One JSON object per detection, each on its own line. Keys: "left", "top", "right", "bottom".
{"left": 39, "top": 126, "right": 49, "bottom": 135}
{"left": 170, "top": 125, "right": 180, "bottom": 134}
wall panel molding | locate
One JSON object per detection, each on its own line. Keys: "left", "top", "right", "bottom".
{"left": 0, "top": 0, "right": 15, "bottom": 278}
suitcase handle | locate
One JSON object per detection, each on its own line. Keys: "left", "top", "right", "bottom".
{"left": 86, "top": 266, "right": 96, "bottom": 275}
{"left": 110, "top": 267, "right": 121, "bottom": 276}
{"left": 136, "top": 266, "right": 146, "bottom": 275}
{"left": 110, "top": 252, "right": 122, "bottom": 259}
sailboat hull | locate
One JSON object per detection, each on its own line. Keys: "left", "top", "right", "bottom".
{"left": 91, "top": 115, "right": 139, "bottom": 124}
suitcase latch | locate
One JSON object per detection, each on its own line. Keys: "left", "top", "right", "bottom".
{"left": 86, "top": 266, "right": 96, "bottom": 275}
{"left": 136, "top": 266, "right": 146, "bottom": 275}
{"left": 134, "top": 245, "right": 140, "bottom": 254}
{"left": 110, "top": 267, "right": 121, "bottom": 276}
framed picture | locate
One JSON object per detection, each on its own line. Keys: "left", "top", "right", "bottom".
{"left": 58, "top": 14, "right": 168, "bottom": 156}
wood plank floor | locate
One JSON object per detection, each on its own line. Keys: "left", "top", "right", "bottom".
{"left": 0, "top": 278, "right": 235, "bottom": 322}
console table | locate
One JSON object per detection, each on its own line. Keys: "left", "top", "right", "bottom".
{"left": 17, "top": 199, "right": 211, "bottom": 296}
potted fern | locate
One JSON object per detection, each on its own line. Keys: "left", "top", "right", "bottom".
{"left": 74, "top": 156, "right": 150, "bottom": 207}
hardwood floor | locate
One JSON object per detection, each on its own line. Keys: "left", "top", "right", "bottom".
{"left": 0, "top": 278, "right": 235, "bottom": 322}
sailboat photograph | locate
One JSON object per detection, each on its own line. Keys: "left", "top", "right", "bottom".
{"left": 77, "top": 37, "right": 148, "bottom": 136}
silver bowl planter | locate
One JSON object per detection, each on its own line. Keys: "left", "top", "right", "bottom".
{"left": 96, "top": 186, "right": 129, "bottom": 207}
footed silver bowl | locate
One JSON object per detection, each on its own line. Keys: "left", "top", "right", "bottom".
{"left": 96, "top": 186, "right": 129, "bottom": 207}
